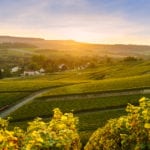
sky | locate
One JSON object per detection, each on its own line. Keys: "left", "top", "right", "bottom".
{"left": 0, "top": 0, "right": 150, "bottom": 44}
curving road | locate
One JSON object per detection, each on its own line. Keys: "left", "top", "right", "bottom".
{"left": 40, "top": 88, "right": 150, "bottom": 101}
{"left": 0, "top": 88, "right": 53, "bottom": 118}
{"left": 0, "top": 88, "right": 150, "bottom": 118}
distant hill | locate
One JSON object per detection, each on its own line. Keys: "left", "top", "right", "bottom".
{"left": 0, "top": 36, "right": 77, "bottom": 49}
{"left": 0, "top": 36, "right": 44, "bottom": 43}
{"left": 0, "top": 36, "right": 150, "bottom": 58}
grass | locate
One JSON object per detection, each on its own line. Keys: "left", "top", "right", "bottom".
{"left": 0, "top": 60, "right": 149, "bottom": 93}
{"left": 0, "top": 59, "right": 150, "bottom": 147}
{"left": 0, "top": 44, "right": 150, "bottom": 148}
{"left": 0, "top": 81, "right": 79, "bottom": 109}
{"left": 77, "top": 108, "right": 126, "bottom": 131}
{"left": 8, "top": 108, "right": 126, "bottom": 145}
{"left": 40, "top": 74, "right": 150, "bottom": 97}
{"left": 0, "top": 78, "right": 84, "bottom": 109}
{"left": 2, "top": 62, "right": 149, "bottom": 111}
{"left": 19, "top": 60, "right": 150, "bottom": 82}
{"left": 78, "top": 60, "right": 150, "bottom": 80}
{"left": 0, "top": 80, "right": 74, "bottom": 92}
{"left": 0, "top": 92, "right": 31, "bottom": 108}
{"left": 8, "top": 94, "right": 149, "bottom": 147}
{"left": 0, "top": 66, "right": 149, "bottom": 111}
{"left": 78, "top": 108, "right": 126, "bottom": 146}
{"left": 9, "top": 94, "right": 150, "bottom": 121}
{"left": 7, "top": 93, "right": 150, "bottom": 147}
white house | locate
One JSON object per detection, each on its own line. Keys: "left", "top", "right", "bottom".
{"left": 58, "top": 64, "right": 68, "bottom": 71}
{"left": 39, "top": 68, "right": 45, "bottom": 73}
{"left": 11, "top": 66, "right": 20, "bottom": 73}
{"left": 23, "top": 70, "right": 42, "bottom": 76}
{"left": 35, "top": 71, "right": 40, "bottom": 75}
{"left": 23, "top": 71, "right": 36, "bottom": 76}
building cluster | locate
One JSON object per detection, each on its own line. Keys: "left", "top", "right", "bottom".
{"left": 0, "top": 62, "right": 91, "bottom": 77}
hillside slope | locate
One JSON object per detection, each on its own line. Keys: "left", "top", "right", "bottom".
{"left": 0, "top": 36, "right": 150, "bottom": 58}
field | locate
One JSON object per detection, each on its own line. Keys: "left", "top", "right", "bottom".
{"left": 0, "top": 72, "right": 149, "bottom": 111}
{"left": 1, "top": 1, "right": 150, "bottom": 148}
{"left": 38, "top": 74, "right": 150, "bottom": 98}
{"left": 8, "top": 92, "right": 150, "bottom": 145}
{"left": 0, "top": 58, "right": 150, "bottom": 146}
{"left": 0, "top": 92, "right": 30, "bottom": 108}
{"left": 8, "top": 93, "right": 150, "bottom": 145}
{"left": 0, "top": 80, "right": 80, "bottom": 110}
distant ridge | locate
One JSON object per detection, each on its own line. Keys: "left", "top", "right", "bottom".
{"left": 0, "top": 36, "right": 79, "bottom": 48}
{"left": 0, "top": 36, "right": 150, "bottom": 58}
{"left": 0, "top": 36, "right": 44, "bottom": 43}
{"left": 1, "top": 35, "right": 150, "bottom": 46}
{"left": 0, "top": 36, "right": 76, "bottom": 43}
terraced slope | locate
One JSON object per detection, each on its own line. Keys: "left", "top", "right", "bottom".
{"left": 8, "top": 93, "right": 150, "bottom": 144}
{"left": 0, "top": 60, "right": 149, "bottom": 145}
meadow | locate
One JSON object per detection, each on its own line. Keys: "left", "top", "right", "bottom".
{"left": 0, "top": 59, "right": 150, "bottom": 146}
{"left": 0, "top": 80, "right": 79, "bottom": 111}
{"left": 40, "top": 74, "right": 150, "bottom": 97}
{"left": 8, "top": 93, "right": 150, "bottom": 145}
{"left": 9, "top": 94, "right": 149, "bottom": 121}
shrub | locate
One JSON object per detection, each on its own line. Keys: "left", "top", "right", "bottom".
{"left": 84, "top": 97, "right": 150, "bottom": 150}
{"left": 1, "top": 97, "right": 149, "bottom": 150}
{"left": 123, "top": 56, "right": 138, "bottom": 62}
{"left": 0, "top": 108, "right": 81, "bottom": 150}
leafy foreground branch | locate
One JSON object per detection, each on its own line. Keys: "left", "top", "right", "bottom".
{"left": 0, "top": 97, "right": 150, "bottom": 150}
{"left": 85, "top": 97, "right": 150, "bottom": 150}
{"left": 0, "top": 108, "right": 81, "bottom": 150}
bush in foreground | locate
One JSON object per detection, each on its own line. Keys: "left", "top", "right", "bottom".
{"left": 0, "top": 97, "right": 149, "bottom": 150}
{"left": 84, "top": 97, "right": 150, "bottom": 150}
{"left": 0, "top": 108, "right": 81, "bottom": 150}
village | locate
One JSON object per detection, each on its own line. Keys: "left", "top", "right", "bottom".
{"left": 0, "top": 62, "right": 92, "bottom": 78}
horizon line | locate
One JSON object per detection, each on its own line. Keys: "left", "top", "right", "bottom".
{"left": 0, "top": 35, "right": 150, "bottom": 46}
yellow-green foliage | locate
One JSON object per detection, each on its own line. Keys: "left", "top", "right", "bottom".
{"left": 0, "top": 98, "right": 150, "bottom": 150}
{"left": 0, "top": 108, "right": 81, "bottom": 150}
{"left": 84, "top": 97, "right": 150, "bottom": 150}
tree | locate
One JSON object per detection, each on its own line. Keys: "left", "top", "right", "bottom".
{"left": 28, "top": 62, "right": 39, "bottom": 70}
{"left": 123, "top": 56, "right": 138, "bottom": 62}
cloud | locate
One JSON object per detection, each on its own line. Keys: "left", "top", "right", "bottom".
{"left": 0, "top": 0, "right": 150, "bottom": 44}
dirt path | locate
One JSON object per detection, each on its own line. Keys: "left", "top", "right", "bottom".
{"left": 39, "top": 88, "right": 150, "bottom": 101}
{"left": 0, "top": 88, "right": 53, "bottom": 118}
{"left": 0, "top": 88, "right": 150, "bottom": 118}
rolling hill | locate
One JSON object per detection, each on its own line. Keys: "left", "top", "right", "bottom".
{"left": 0, "top": 35, "right": 150, "bottom": 59}
{"left": 0, "top": 36, "right": 150, "bottom": 146}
